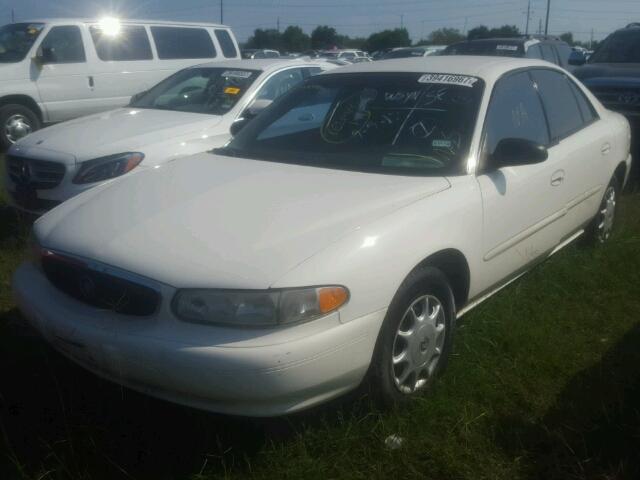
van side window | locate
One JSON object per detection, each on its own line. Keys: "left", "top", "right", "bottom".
{"left": 151, "top": 27, "right": 216, "bottom": 59}
{"left": 214, "top": 29, "right": 238, "bottom": 58}
{"left": 40, "top": 26, "right": 86, "bottom": 63}
{"left": 539, "top": 44, "right": 557, "bottom": 64}
{"left": 90, "top": 25, "right": 153, "bottom": 61}
{"left": 525, "top": 44, "right": 543, "bottom": 60}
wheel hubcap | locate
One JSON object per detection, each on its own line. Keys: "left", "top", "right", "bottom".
{"left": 4, "top": 114, "right": 33, "bottom": 143}
{"left": 391, "top": 294, "right": 446, "bottom": 394}
{"left": 597, "top": 186, "right": 616, "bottom": 243}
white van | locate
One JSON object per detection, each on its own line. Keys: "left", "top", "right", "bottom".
{"left": 0, "top": 18, "right": 240, "bottom": 148}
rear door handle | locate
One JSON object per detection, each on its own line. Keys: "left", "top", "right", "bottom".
{"left": 550, "top": 169, "right": 565, "bottom": 187}
{"left": 88, "top": 76, "right": 94, "bottom": 88}
{"left": 601, "top": 143, "right": 611, "bottom": 155}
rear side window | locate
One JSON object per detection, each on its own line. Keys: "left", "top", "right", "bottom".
{"left": 555, "top": 43, "right": 572, "bottom": 67}
{"left": 485, "top": 71, "right": 550, "bottom": 155}
{"left": 214, "top": 29, "right": 237, "bottom": 58}
{"left": 540, "top": 44, "right": 558, "bottom": 64}
{"left": 531, "top": 69, "right": 583, "bottom": 140}
{"left": 568, "top": 79, "right": 598, "bottom": 124}
{"left": 90, "top": 25, "right": 152, "bottom": 61}
{"left": 152, "top": 27, "right": 216, "bottom": 59}
{"left": 40, "top": 25, "right": 85, "bottom": 63}
{"left": 525, "top": 44, "right": 543, "bottom": 60}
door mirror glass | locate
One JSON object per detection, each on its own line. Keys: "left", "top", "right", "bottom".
{"left": 34, "top": 46, "right": 55, "bottom": 64}
{"left": 129, "top": 91, "right": 147, "bottom": 105}
{"left": 491, "top": 138, "right": 548, "bottom": 168}
{"left": 230, "top": 118, "right": 249, "bottom": 136}
{"left": 568, "top": 50, "right": 586, "bottom": 66}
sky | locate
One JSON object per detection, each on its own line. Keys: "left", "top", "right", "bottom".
{"left": 1, "top": 0, "right": 639, "bottom": 44}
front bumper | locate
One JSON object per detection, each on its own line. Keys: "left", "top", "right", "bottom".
{"left": 12, "top": 262, "right": 385, "bottom": 416}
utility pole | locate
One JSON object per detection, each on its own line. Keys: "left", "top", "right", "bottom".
{"left": 400, "top": 14, "right": 404, "bottom": 29}
{"left": 11, "top": 8, "right": 15, "bottom": 23}
{"left": 420, "top": 20, "right": 425, "bottom": 41}
{"left": 525, "top": 0, "right": 531, "bottom": 35}
{"left": 590, "top": 28, "right": 594, "bottom": 49}
{"left": 220, "top": 0, "right": 224, "bottom": 24}
{"left": 463, "top": 17, "right": 468, "bottom": 35}
{"left": 544, "top": 0, "right": 551, "bottom": 35}
{"left": 277, "top": 16, "right": 280, "bottom": 33}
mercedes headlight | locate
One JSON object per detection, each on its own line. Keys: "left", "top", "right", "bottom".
{"left": 172, "top": 286, "right": 349, "bottom": 327}
{"left": 73, "top": 152, "right": 144, "bottom": 184}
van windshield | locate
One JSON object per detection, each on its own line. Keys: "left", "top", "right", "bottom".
{"left": 131, "top": 67, "right": 260, "bottom": 115}
{"left": 0, "top": 23, "right": 44, "bottom": 63}
{"left": 219, "top": 72, "right": 484, "bottom": 176}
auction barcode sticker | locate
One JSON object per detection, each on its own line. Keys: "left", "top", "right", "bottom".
{"left": 496, "top": 45, "right": 518, "bottom": 51}
{"left": 223, "top": 70, "right": 253, "bottom": 78}
{"left": 418, "top": 73, "right": 478, "bottom": 88}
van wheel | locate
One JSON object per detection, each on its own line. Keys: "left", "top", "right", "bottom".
{"left": 0, "top": 104, "right": 40, "bottom": 150}
{"left": 369, "top": 267, "right": 456, "bottom": 408}
{"left": 585, "top": 176, "right": 619, "bottom": 245}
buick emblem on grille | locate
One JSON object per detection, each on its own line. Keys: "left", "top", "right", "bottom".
{"left": 618, "top": 92, "right": 640, "bottom": 106}
{"left": 18, "top": 161, "right": 32, "bottom": 185}
{"left": 78, "top": 275, "right": 96, "bottom": 300}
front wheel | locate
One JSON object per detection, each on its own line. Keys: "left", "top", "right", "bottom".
{"left": 368, "top": 267, "right": 456, "bottom": 408}
{"left": 586, "top": 177, "right": 619, "bottom": 244}
{"left": 0, "top": 104, "right": 40, "bottom": 150}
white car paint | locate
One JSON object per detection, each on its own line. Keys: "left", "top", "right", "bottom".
{"left": 0, "top": 18, "right": 240, "bottom": 144}
{"left": 3, "top": 58, "right": 336, "bottom": 214}
{"left": 13, "top": 56, "right": 632, "bottom": 416}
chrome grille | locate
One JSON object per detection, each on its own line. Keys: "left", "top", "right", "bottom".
{"left": 6, "top": 155, "right": 66, "bottom": 189}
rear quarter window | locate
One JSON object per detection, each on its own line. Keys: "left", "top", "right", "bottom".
{"left": 531, "top": 69, "right": 584, "bottom": 140}
{"left": 151, "top": 26, "right": 216, "bottom": 59}
{"left": 214, "top": 29, "right": 238, "bottom": 58}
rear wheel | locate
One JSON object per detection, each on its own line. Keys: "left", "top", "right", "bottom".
{"left": 0, "top": 104, "right": 40, "bottom": 150}
{"left": 586, "top": 176, "right": 619, "bottom": 244}
{"left": 369, "top": 267, "right": 455, "bottom": 408}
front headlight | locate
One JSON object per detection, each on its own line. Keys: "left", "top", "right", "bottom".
{"left": 172, "top": 286, "right": 349, "bottom": 327}
{"left": 73, "top": 152, "right": 144, "bottom": 184}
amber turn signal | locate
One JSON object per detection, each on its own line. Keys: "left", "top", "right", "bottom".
{"left": 318, "top": 286, "right": 349, "bottom": 313}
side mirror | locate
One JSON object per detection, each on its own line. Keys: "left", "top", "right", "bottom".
{"left": 568, "top": 51, "right": 586, "bottom": 66}
{"left": 246, "top": 98, "right": 273, "bottom": 117}
{"left": 491, "top": 138, "right": 548, "bottom": 169}
{"left": 129, "top": 91, "right": 147, "bottom": 105}
{"left": 230, "top": 118, "right": 249, "bottom": 136}
{"left": 34, "top": 46, "right": 55, "bottom": 65}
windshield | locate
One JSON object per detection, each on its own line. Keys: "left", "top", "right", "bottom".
{"left": 219, "top": 72, "right": 484, "bottom": 176}
{"left": 383, "top": 48, "right": 426, "bottom": 59}
{"left": 444, "top": 41, "right": 524, "bottom": 57}
{"left": 0, "top": 23, "right": 44, "bottom": 63}
{"left": 589, "top": 29, "right": 640, "bottom": 63}
{"left": 131, "top": 67, "right": 260, "bottom": 115}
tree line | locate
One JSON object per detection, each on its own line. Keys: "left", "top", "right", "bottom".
{"left": 243, "top": 24, "right": 598, "bottom": 53}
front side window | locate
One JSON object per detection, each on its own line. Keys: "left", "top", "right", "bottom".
{"left": 221, "top": 72, "right": 485, "bottom": 176}
{"left": 130, "top": 67, "right": 260, "bottom": 115}
{"left": 40, "top": 26, "right": 85, "bottom": 63}
{"left": 0, "top": 22, "right": 44, "bottom": 63}
{"left": 590, "top": 29, "right": 640, "bottom": 63}
{"left": 484, "top": 71, "right": 549, "bottom": 156}
{"left": 256, "top": 68, "right": 305, "bottom": 101}
{"left": 90, "top": 25, "right": 153, "bottom": 61}
{"left": 151, "top": 27, "right": 215, "bottom": 59}
{"left": 530, "top": 69, "right": 583, "bottom": 140}
{"left": 214, "top": 29, "right": 238, "bottom": 58}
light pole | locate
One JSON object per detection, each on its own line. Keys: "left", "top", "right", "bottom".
{"left": 220, "top": 0, "right": 224, "bottom": 24}
{"left": 544, "top": 0, "right": 551, "bottom": 35}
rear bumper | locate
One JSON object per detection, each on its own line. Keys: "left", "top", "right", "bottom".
{"left": 12, "top": 262, "right": 385, "bottom": 416}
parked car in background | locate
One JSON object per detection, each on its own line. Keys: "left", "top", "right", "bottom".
{"left": 443, "top": 36, "right": 574, "bottom": 71}
{"left": 320, "top": 49, "right": 370, "bottom": 63}
{"left": 3, "top": 58, "right": 335, "bottom": 214}
{"left": 573, "top": 23, "right": 640, "bottom": 184}
{"left": 370, "top": 48, "right": 393, "bottom": 60}
{"left": 380, "top": 45, "right": 446, "bottom": 60}
{"left": 0, "top": 18, "right": 240, "bottom": 149}
{"left": 242, "top": 49, "right": 280, "bottom": 59}
{"left": 14, "top": 57, "right": 631, "bottom": 416}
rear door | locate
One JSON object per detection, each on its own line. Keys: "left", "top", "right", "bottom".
{"left": 34, "top": 25, "right": 93, "bottom": 122}
{"left": 530, "top": 68, "right": 607, "bottom": 233}
{"left": 476, "top": 71, "right": 566, "bottom": 283}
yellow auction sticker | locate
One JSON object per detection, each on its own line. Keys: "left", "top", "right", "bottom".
{"left": 224, "top": 87, "right": 241, "bottom": 95}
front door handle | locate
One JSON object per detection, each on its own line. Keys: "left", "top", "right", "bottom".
{"left": 601, "top": 143, "right": 611, "bottom": 155}
{"left": 550, "top": 169, "right": 565, "bottom": 187}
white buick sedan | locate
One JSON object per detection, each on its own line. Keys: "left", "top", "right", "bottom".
{"left": 3, "top": 58, "right": 334, "bottom": 215}
{"left": 13, "top": 57, "right": 632, "bottom": 416}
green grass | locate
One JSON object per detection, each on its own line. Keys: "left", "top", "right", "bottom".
{"left": 1, "top": 162, "right": 639, "bottom": 479}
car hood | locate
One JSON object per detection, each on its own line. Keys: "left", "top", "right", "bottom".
{"left": 15, "top": 108, "right": 224, "bottom": 163}
{"left": 573, "top": 63, "right": 640, "bottom": 86}
{"left": 34, "top": 154, "right": 451, "bottom": 289}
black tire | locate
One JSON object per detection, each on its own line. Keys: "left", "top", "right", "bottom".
{"left": 0, "top": 103, "right": 40, "bottom": 150}
{"left": 585, "top": 175, "right": 620, "bottom": 245}
{"left": 368, "top": 267, "right": 456, "bottom": 408}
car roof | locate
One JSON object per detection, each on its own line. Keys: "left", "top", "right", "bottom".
{"left": 326, "top": 56, "right": 557, "bottom": 84}
{"left": 21, "top": 18, "right": 230, "bottom": 28}
{"left": 193, "top": 58, "right": 330, "bottom": 72}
